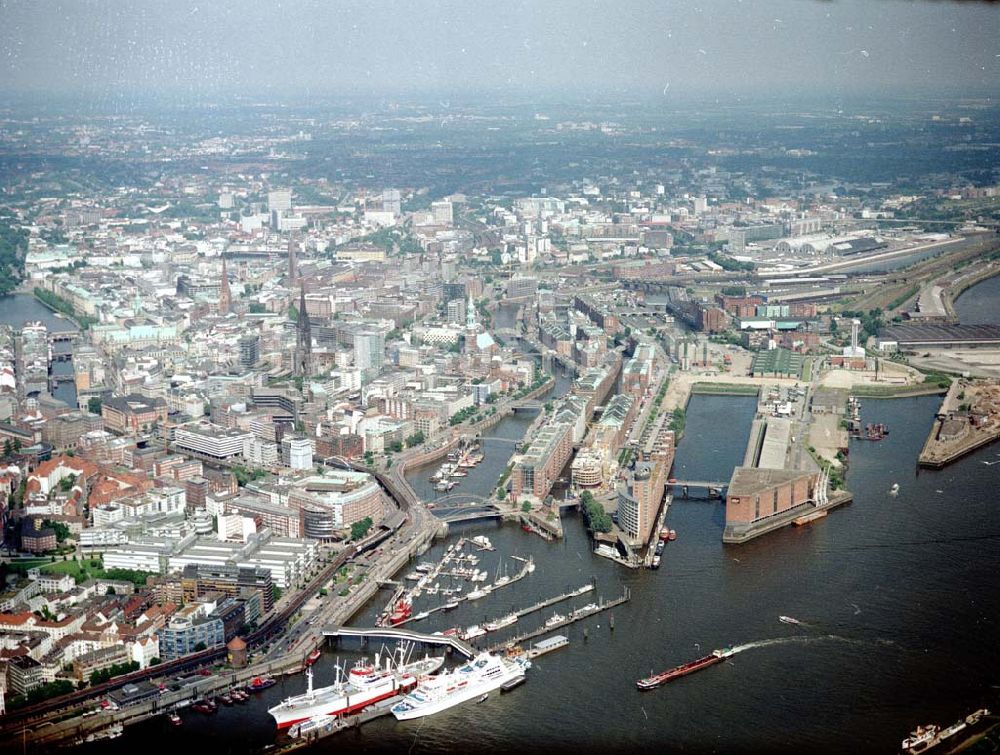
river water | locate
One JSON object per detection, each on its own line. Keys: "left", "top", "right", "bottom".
{"left": 954, "top": 272, "right": 1000, "bottom": 324}
{"left": 81, "top": 287, "right": 1000, "bottom": 753}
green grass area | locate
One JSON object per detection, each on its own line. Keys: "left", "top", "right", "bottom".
{"left": 690, "top": 382, "right": 761, "bottom": 396}
{"left": 39, "top": 559, "right": 102, "bottom": 580}
{"left": 887, "top": 285, "right": 919, "bottom": 311}
{"left": 801, "top": 357, "right": 813, "bottom": 383}
{"left": 850, "top": 384, "right": 948, "bottom": 398}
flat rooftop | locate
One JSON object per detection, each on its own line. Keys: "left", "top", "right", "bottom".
{"left": 882, "top": 323, "right": 1000, "bottom": 345}
{"left": 728, "top": 467, "right": 812, "bottom": 497}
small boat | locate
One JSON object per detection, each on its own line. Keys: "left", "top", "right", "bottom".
{"left": 889, "top": 483, "right": 900, "bottom": 496}
{"left": 545, "top": 613, "right": 566, "bottom": 628}
{"left": 305, "top": 648, "right": 322, "bottom": 666}
{"left": 477, "top": 693, "right": 489, "bottom": 704}
{"left": 444, "top": 600, "right": 459, "bottom": 611}
{"left": 168, "top": 712, "right": 182, "bottom": 726}
{"left": 485, "top": 613, "right": 518, "bottom": 632}
{"left": 779, "top": 615, "right": 801, "bottom": 625}
{"left": 192, "top": 699, "right": 217, "bottom": 714}
{"left": 463, "top": 624, "right": 486, "bottom": 639}
{"left": 668, "top": 529, "right": 677, "bottom": 541}
{"left": 500, "top": 675, "right": 526, "bottom": 693}
{"left": 217, "top": 694, "right": 233, "bottom": 706}
{"left": 414, "top": 611, "right": 430, "bottom": 620}
{"left": 247, "top": 677, "right": 277, "bottom": 692}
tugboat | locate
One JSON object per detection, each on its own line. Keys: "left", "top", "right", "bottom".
{"left": 388, "top": 598, "right": 413, "bottom": 625}
{"left": 305, "top": 648, "right": 322, "bottom": 666}
{"left": 247, "top": 676, "right": 277, "bottom": 692}
{"left": 192, "top": 699, "right": 217, "bottom": 714}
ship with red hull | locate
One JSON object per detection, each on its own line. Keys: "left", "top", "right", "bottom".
{"left": 268, "top": 649, "right": 444, "bottom": 730}
{"left": 637, "top": 648, "right": 732, "bottom": 690}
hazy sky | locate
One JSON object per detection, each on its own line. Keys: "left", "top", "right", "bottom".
{"left": 1, "top": 0, "right": 998, "bottom": 99}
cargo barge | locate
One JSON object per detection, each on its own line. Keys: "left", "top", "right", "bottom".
{"left": 636, "top": 648, "right": 732, "bottom": 690}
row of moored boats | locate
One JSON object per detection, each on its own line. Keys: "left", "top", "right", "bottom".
{"left": 267, "top": 645, "right": 530, "bottom": 735}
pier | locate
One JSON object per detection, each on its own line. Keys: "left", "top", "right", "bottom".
{"left": 487, "top": 588, "right": 631, "bottom": 652}
{"left": 444, "top": 582, "right": 597, "bottom": 635}
{"left": 320, "top": 625, "right": 476, "bottom": 658}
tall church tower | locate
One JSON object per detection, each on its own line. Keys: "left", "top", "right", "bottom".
{"left": 295, "top": 283, "right": 312, "bottom": 377}
{"left": 219, "top": 256, "right": 231, "bottom": 314}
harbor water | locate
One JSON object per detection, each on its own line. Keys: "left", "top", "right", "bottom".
{"left": 75, "top": 283, "right": 1000, "bottom": 752}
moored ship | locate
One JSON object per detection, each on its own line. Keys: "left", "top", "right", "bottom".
{"left": 388, "top": 598, "right": 413, "bottom": 625}
{"left": 637, "top": 648, "right": 732, "bottom": 690}
{"left": 268, "top": 650, "right": 445, "bottom": 730}
{"left": 485, "top": 613, "right": 518, "bottom": 632}
{"left": 901, "top": 708, "right": 991, "bottom": 754}
{"left": 391, "top": 653, "right": 531, "bottom": 720}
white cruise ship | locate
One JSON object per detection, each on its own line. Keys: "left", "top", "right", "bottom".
{"left": 268, "top": 650, "right": 444, "bottom": 730}
{"left": 391, "top": 653, "right": 530, "bottom": 721}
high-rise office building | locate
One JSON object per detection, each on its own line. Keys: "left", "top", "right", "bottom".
{"left": 239, "top": 334, "right": 260, "bottom": 369}
{"left": 354, "top": 330, "right": 384, "bottom": 373}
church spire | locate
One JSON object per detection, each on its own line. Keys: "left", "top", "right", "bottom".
{"left": 295, "top": 282, "right": 312, "bottom": 377}
{"left": 466, "top": 292, "right": 477, "bottom": 330}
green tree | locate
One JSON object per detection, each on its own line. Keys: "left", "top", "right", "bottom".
{"left": 193, "top": 642, "right": 207, "bottom": 652}
{"left": 43, "top": 520, "right": 71, "bottom": 543}
{"left": 87, "top": 396, "right": 102, "bottom": 414}
{"left": 350, "top": 516, "right": 374, "bottom": 541}
{"left": 2, "top": 439, "right": 11, "bottom": 458}
{"left": 521, "top": 500, "right": 532, "bottom": 513}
